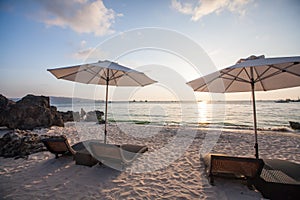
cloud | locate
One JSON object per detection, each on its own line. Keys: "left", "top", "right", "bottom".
{"left": 171, "top": 0, "right": 194, "bottom": 14}
{"left": 80, "top": 40, "right": 87, "bottom": 47}
{"left": 171, "top": 0, "right": 251, "bottom": 21}
{"left": 35, "top": 0, "right": 121, "bottom": 36}
{"left": 72, "top": 40, "right": 109, "bottom": 60}
{"left": 73, "top": 47, "right": 94, "bottom": 59}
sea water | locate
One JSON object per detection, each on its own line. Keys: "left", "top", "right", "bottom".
{"left": 52, "top": 100, "right": 300, "bottom": 132}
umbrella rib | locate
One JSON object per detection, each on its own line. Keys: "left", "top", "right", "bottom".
{"left": 255, "top": 65, "right": 282, "bottom": 81}
{"left": 243, "top": 67, "right": 252, "bottom": 81}
{"left": 225, "top": 69, "right": 244, "bottom": 91}
{"left": 58, "top": 66, "right": 89, "bottom": 79}
{"left": 254, "top": 66, "right": 272, "bottom": 83}
{"left": 192, "top": 68, "right": 250, "bottom": 92}
{"left": 253, "top": 67, "right": 267, "bottom": 91}
{"left": 258, "top": 63, "right": 300, "bottom": 82}
{"left": 222, "top": 68, "right": 250, "bottom": 92}
{"left": 109, "top": 70, "right": 123, "bottom": 85}
{"left": 192, "top": 82, "right": 212, "bottom": 92}
{"left": 196, "top": 84, "right": 209, "bottom": 92}
{"left": 86, "top": 66, "right": 104, "bottom": 84}
{"left": 192, "top": 73, "right": 223, "bottom": 91}
{"left": 100, "top": 68, "right": 110, "bottom": 82}
{"left": 111, "top": 71, "right": 147, "bottom": 86}
{"left": 222, "top": 69, "right": 250, "bottom": 83}
{"left": 270, "top": 63, "right": 300, "bottom": 77}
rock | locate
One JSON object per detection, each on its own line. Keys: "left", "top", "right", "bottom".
{"left": 289, "top": 121, "right": 300, "bottom": 130}
{"left": 59, "top": 111, "right": 80, "bottom": 122}
{"left": 0, "top": 94, "right": 104, "bottom": 130}
{"left": 0, "top": 94, "right": 15, "bottom": 110}
{"left": 0, "top": 130, "right": 67, "bottom": 158}
{"left": 0, "top": 130, "right": 49, "bottom": 158}
{"left": 50, "top": 106, "right": 64, "bottom": 127}
{"left": 80, "top": 108, "right": 86, "bottom": 119}
{"left": 0, "top": 94, "right": 15, "bottom": 126}
{"left": 85, "top": 110, "right": 104, "bottom": 123}
{"left": 73, "top": 112, "right": 80, "bottom": 122}
{"left": 0, "top": 94, "right": 64, "bottom": 130}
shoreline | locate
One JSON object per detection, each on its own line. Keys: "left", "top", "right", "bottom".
{"left": 1, "top": 120, "right": 299, "bottom": 139}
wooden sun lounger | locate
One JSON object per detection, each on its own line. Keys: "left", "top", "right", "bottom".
{"left": 41, "top": 135, "right": 76, "bottom": 158}
{"left": 41, "top": 136, "right": 98, "bottom": 167}
{"left": 203, "top": 154, "right": 264, "bottom": 185}
{"left": 88, "top": 142, "right": 148, "bottom": 170}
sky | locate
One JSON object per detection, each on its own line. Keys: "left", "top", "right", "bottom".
{"left": 0, "top": 0, "right": 300, "bottom": 101}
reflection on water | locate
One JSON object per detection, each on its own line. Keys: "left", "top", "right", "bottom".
{"left": 198, "top": 101, "right": 208, "bottom": 124}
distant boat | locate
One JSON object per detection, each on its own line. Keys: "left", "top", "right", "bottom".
{"left": 275, "top": 99, "right": 290, "bottom": 103}
{"left": 289, "top": 121, "right": 300, "bottom": 130}
{"left": 275, "top": 98, "right": 300, "bottom": 103}
{"left": 290, "top": 97, "right": 300, "bottom": 102}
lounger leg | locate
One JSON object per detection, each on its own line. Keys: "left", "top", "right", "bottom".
{"left": 247, "top": 179, "right": 254, "bottom": 190}
{"left": 209, "top": 173, "right": 215, "bottom": 186}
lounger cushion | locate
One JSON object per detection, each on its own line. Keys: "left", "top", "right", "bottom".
{"left": 88, "top": 142, "right": 148, "bottom": 170}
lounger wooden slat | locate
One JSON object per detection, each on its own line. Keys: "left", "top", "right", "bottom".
{"left": 203, "top": 154, "right": 264, "bottom": 185}
{"left": 41, "top": 136, "right": 76, "bottom": 158}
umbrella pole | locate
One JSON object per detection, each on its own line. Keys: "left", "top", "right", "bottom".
{"left": 251, "top": 68, "right": 259, "bottom": 159}
{"left": 104, "top": 73, "right": 109, "bottom": 144}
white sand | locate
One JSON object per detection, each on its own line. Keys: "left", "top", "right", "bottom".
{"left": 1, "top": 122, "right": 299, "bottom": 199}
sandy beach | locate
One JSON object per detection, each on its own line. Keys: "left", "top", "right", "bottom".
{"left": 1, "top": 122, "right": 299, "bottom": 199}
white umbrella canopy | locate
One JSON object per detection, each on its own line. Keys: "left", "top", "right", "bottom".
{"left": 48, "top": 60, "right": 156, "bottom": 86}
{"left": 48, "top": 60, "right": 157, "bottom": 143}
{"left": 187, "top": 55, "right": 300, "bottom": 158}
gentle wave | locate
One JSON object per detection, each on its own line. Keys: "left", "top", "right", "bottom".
{"left": 106, "top": 119, "right": 299, "bottom": 133}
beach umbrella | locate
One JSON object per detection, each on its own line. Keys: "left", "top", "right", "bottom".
{"left": 48, "top": 60, "right": 156, "bottom": 143}
{"left": 187, "top": 55, "right": 300, "bottom": 158}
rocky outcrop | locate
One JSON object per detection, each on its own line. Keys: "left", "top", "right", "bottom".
{"left": 85, "top": 110, "right": 104, "bottom": 123}
{"left": 60, "top": 110, "right": 80, "bottom": 122}
{"left": 0, "top": 130, "right": 70, "bottom": 159}
{"left": 0, "top": 130, "right": 49, "bottom": 158}
{"left": 0, "top": 94, "right": 15, "bottom": 109}
{"left": 0, "top": 94, "right": 66, "bottom": 130}
{"left": 0, "top": 94, "right": 103, "bottom": 130}
{"left": 0, "top": 94, "right": 15, "bottom": 126}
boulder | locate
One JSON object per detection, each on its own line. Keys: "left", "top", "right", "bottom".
{"left": 0, "top": 94, "right": 15, "bottom": 110}
{"left": 85, "top": 110, "right": 104, "bottom": 123}
{"left": 59, "top": 110, "right": 80, "bottom": 122}
{"left": 0, "top": 94, "right": 15, "bottom": 126}
{"left": 0, "top": 129, "right": 86, "bottom": 159}
{"left": 0, "top": 94, "right": 64, "bottom": 130}
{"left": 50, "top": 106, "right": 65, "bottom": 127}
{"left": 0, "top": 130, "right": 54, "bottom": 158}
{"left": 0, "top": 94, "right": 105, "bottom": 130}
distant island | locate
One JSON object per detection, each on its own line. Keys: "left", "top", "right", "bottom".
{"left": 275, "top": 98, "right": 300, "bottom": 103}
{"left": 50, "top": 96, "right": 104, "bottom": 104}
